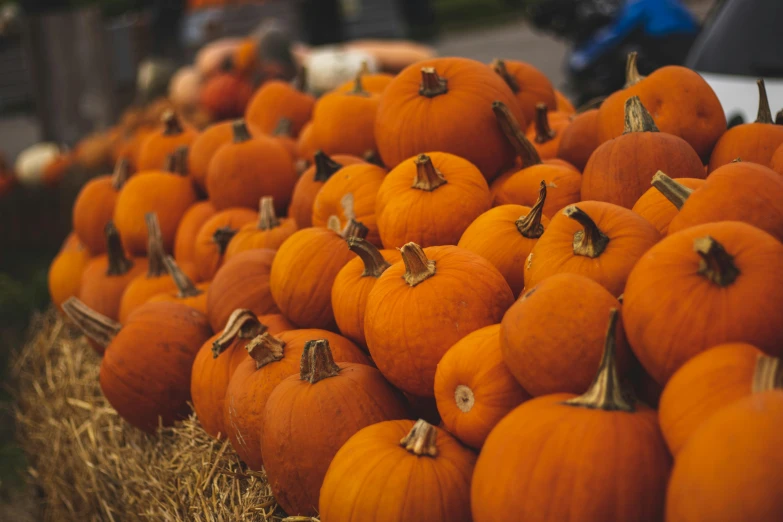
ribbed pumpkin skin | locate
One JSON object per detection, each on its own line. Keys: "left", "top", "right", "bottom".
{"left": 146, "top": 282, "right": 210, "bottom": 315}
{"left": 224, "top": 329, "right": 368, "bottom": 471}
{"left": 434, "top": 324, "right": 529, "bottom": 449}
{"left": 335, "top": 73, "right": 394, "bottom": 94}
{"left": 556, "top": 109, "right": 600, "bottom": 171}
{"left": 658, "top": 343, "right": 763, "bottom": 457}
{"left": 309, "top": 88, "right": 380, "bottom": 158}
{"left": 173, "top": 201, "right": 217, "bottom": 280}
{"left": 708, "top": 121, "right": 783, "bottom": 172}
{"left": 490, "top": 163, "right": 581, "bottom": 218}
{"left": 319, "top": 420, "right": 477, "bottom": 522}
{"left": 48, "top": 244, "right": 91, "bottom": 312}
{"left": 118, "top": 272, "right": 178, "bottom": 324}
{"left": 99, "top": 302, "right": 212, "bottom": 433}
{"left": 493, "top": 59, "right": 556, "bottom": 124}
{"left": 224, "top": 217, "right": 297, "bottom": 260}
{"left": 136, "top": 126, "right": 197, "bottom": 171}
{"left": 193, "top": 208, "right": 257, "bottom": 282}
{"left": 631, "top": 178, "right": 705, "bottom": 235}
{"left": 79, "top": 256, "right": 148, "bottom": 324}
{"left": 72, "top": 176, "right": 120, "bottom": 255}
{"left": 187, "top": 121, "right": 233, "bottom": 191}
{"left": 245, "top": 80, "right": 315, "bottom": 137}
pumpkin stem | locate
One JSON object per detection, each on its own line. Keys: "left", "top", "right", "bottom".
{"left": 347, "top": 237, "right": 391, "bottom": 278}
{"left": 412, "top": 154, "right": 448, "bottom": 191}
{"left": 163, "top": 256, "right": 203, "bottom": 298}
{"left": 349, "top": 72, "right": 371, "bottom": 97}
{"left": 564, "top": 206, "right": 610, "bottom": 258}
{"left": 363, "top": 149, "right": 384, "bottom": 167}
{"left": 490, "top": 59, "right": 520, "bottom": 93}
{"left": 294, "top": 66, "right": 308, "bottom": 92}
{"left": 104, "top": 222, "right": 134, "bottom": 276}
{"left": 564, "top": 309, "right": 634, "bottom": 412}
{"left": 61, "top": 297, "right": 121, "bottom": 350}
{"left": 454, "top": 385, "right": 475, "bottom": 413}
{"left": 776, "top": 108, "right": 783, "bottom": 125}
{"left": 300, "top": 339, "right": 341, "bottom": 384}
{"left": 752, "top": 355, "right": 783, "bottom": 393}
{"left": 313, "top": 150, "right": 344, "bottom": 182}
{"left": 400, "top": 242, "right": 436, "bottom": 287}
{"left": 213, "top": 226, "right": 238, "bottom": 255}
{"left": 492, "top": 100, "right": 542, "bottom": 168}
{"left": 161, "top": 110, "right": 183, "bottom": 136}
{"left": 756, "top": 78, "right": 773, "bottom": 124}
{"left": 533, "top": 104, "right": 556, "bottom": 143}
{"left": 693, "top": 236, "right": 740, "bottom": 287}
{"left": 245, "top": 332, "right": 286, "bottom": 369}
{"left": 515, "top": 181, "right": 547, "bottom": 238}
{"left": 651, "top": 171, "right": 692, "bottom": 210}
{"left": 110, "top": 158, "right": 131, "bottom": 190}
{"left": 624, "top": 52, "right": 645, "bottom": 87}
{"left": 272, "top": 117, "right": 293, "bottom": 137}
{"left": 341, "top": 218, "right": 369, "bottom": 240}
{"left": 232, "top": 120, "right": 252, "bottom": 143}
{"left": 145, "top": 213, "right": 168, "bottom": 278}
{"left": 212, "top": 309, "right": 266, "bottom": 358}
{"left": 326, "top": 215, "right": 342, "bottom": 234}
{"left": 164, "top": 146, "right": 189, "bottom": 176}
{"left": 419, "top": 67, "right": 448, "bottom": 98}
{"left": 257, "top": 196, "right": 280, "bottom": 230}
{"left": 400, "top": 419, "right": 439, "bottom": 457}
{"left": 341, "top": 193, "right": 357, "bottom": 222}
{"left": 623, "top": 96, "right": 659, "bottom": 134}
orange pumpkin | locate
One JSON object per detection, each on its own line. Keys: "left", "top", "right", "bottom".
{"left": 187, "top": 121, "right": 234, "bottom": 191}
{"left": 295, "top": 121, "right": 317, "bottom": 164}
{"left": 146, "top": 256, "right": 210, "bottom": 314}
{"left": 555, "top": 89, "right": 576, "bottom": 114}
{"left": 199, "top": 60, "right": 254, "bottom": 121}
{"left": 136, "top": 111, "right": 197, "bottom": 171}
{"left": 48, "top": 238, "right": 91, "bottom": 312}
{"left": 192, "top": 207, "right": 257, "bottom": 281}
{"left": 770, "top": 141, "right": 783, "bottom": 175}
{"left": 556, "top": 108, "right": 600, "bottom": 171}
{"left": 224, "top": 197, "right": 297, "bottom": 260}
{"left": 335, "top": 71, "right": 394, "bottom": 94}
{"left": 524, "top": 104, "right": 571, "bottom": 159}
{"left": 631, "top": 175, "right": 706, "bottom": 235}
{"left": 245, "top": 78, "right": 315, "bottom": 137}
{"left": 490, "top": 59, "right": 557, "bottom": 126}
{"left": 41, "top": 152, "right": 74, "bottom": 187}
{"left": 172, "top": 201, "right": 217, "bottom": 280}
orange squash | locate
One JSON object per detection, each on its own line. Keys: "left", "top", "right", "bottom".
{"left": 224, "top": 197, "right": 297, "bottom": 260}
{"left": 295, "top": 121, "right": 317, "bottom": 164}
{"left": 192, "top": 207, "right": 257, "bottom": 281}
{"left": 48, "top": 238, "right": 91, "bottom": 312}
{"left": 525, "top": 104, "right": 571, "bottom": 159}
{"left": 146, "top": 256, "right": 210, "bottom": 315}
{"left": 631, "top": 175, "right": 706, "bottom": 235}
{"left": 187, "top": 121, "right": 233, "bottom": 191}
{"left": 771, "top": 142, "right": 783, "bottom": 175}
{"left": 556, "top": 108, "right": 600, "bottom": 171}
{"left": 490, "top": 59, "right": 557, "bottom": 126}
{"left": 554, "top": 88, "right": 576, "bottom": 114}
{"left": 172, "top": 201, "right": 217, "bottom": 280}
{"left": 136, "top": 111, "right": 197, "bottom": 171}
{"left": 245, "top": 78, "right": 315, "bottom": 137}
{"left": 199, "top": 60, "right": 254, "bottom": 121}
{"left": 335, "top": 71, "right": 394, "bottom": 94}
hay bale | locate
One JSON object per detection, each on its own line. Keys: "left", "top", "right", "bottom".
{"left": 11, "top": 309, "right": 316, "bottom": 522}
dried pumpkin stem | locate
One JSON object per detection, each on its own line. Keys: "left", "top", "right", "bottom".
{"left": 313, "top": 150, "right": 344, "bottom": 182}
{"left": 400, "top": 419, "right": 439, "bottom": 457}
{"left": 454, "top": 385, "right": 475, "bottom": 413}
{"left": 651, "top": 171, "right": 692, "bottom": 210}
{"left": 419, "top": 67, "right": 448, "bottom": 98}
{"left": 347, "top": 237, "right": 391, "bottom": 278}
{"left": 300, "top": 339, "right": 341, "bottom": 384}
{"left": 257, "top": 197, "right": 280, "bottom": 230}
{"left": 105, "top": 222, "right": 134, "bottom": 276}
{"left": 145, "top": 213, "right": 167, "bottom": 278}
{"left": 776, "top": 108, "right": 783, "bottom": 125}
{"left": 212, "top": 309, "right": 267, "bottom": 358}
{"left": 341, "top": 218, "right": 369, "bottom": 240}
{"left": 533, "top": 104, "right": 556, "bottom": 143}
{"left": 349, "top": 73, "right": 371, "bottom": 97}
{"left": 110, "top": 158, "right": 131, "bottom": 190}
{"left": 213, "top": 226, "right": 238, "bottom": 255}
{"left": 492, "top": 100, "right": 542, "bottom": 168}
{"left": 326, "top": 215, "right": 342, "bottom": 234}
{"left": 564, "top": 309, "right": 634, "bottom": 412}
{"left": 515, "top": 181, "right": 547, "bottom": 238}
{"left": 412, "top": 154, "right": 448, "bottom": 191}
{"left": 246, "top": 332, "right": 286, "bottom": 369}
{"left": 62, "top": 297, "right": 122, "bottom": 349}
{"left": 363, "top": 149, "right": 384, "bottom": 167}
{"left": 161, "top": 110, "right": 183, "bottom": 136}
{"left": 272, "top": 117, "right": 293, "bottom": 137}
{"left": 756, "top": 78, "right": 773, "bottom": 124}
{"left": 624, "top": 52, "right": 645, "bottom": 87}
{"left": 341, "top": 193, "right": 357, "bottom": 222}
{"left": 163, "top": 256, "right": 203, "bottom": 298}
{"left": 400, "top": 242, "right": 436, "bottom": 287}
{"left": 623, "top": 96, "right": 659, "bottom": 134}
{"left": 490, "top": 59, "right": 520, "bottom": 93}
{"left": 232, "top": 120, "right": 252, "bottom": 143}
{"left": 564, "top": 206, "right": 610, "bottom": 258}
{"left": 752, "top": 355, "right": 783, "bottom": 393}
{"left": 694, "top": 236, "right": 740, "bottom": 287}
{"left": 164, "top": 146, "right": 189, "bottom": 176}
{"left": 294, "top": 66, "right": 308, "bottom": 92}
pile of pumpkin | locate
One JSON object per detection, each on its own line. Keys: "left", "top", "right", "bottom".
{"left": 46, "top": 52, "right": 783, "bottom": 521}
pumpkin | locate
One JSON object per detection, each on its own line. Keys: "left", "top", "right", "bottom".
{"left": 666, "top": 390, "right": 783, "bottom": 522}
{"left": 556, "top": 108, "right": 599, "bottom": 171}
{"left": 525, "top": 201, "right": 660, "bottom": 297}
{"left": 199, "top": 60, "right": 254, "bottom": 121}
{"left": 72, "top": 158, "right": 131, "bottom": 255}
{"left": 501, "top": 272, "right": 629, "bottom": 395}
{"left": 173, "top": 201, "right": 217, "bottom": 280}
{"left": 206, "top": 248, "right": 279, "bottom": 332}
{"left": 524, "top": 103, "right": 571, "bottom": 159}
{"left": 271, "top": 117, "right": 298, "bottom": 159}
{"left": 365, "top": 242, "right": 514, "bottom": 397}
{"left": 490, "top": 101, "right": 581, "bottom": 216}
{"left": 270, "top": 219, "right": 369, "bottom": 330}
{"left": 335, "top": 71, "right": 394, "bottom": 94}
{"left": 245, "top": 78, "right": 315, "bottom": 137}
{"left": 623, "top": 221, "right": 783, "bottom": 385}
{"left": 41, "top": 152, "right": 74, "bottom": 186}
{"left": 48, "top": 239, "right": 91, "bottom": 312}
{"left": 664, "top": 162, "right": 783, "bottom": 242}
{"left": 232, "top": 38, "right": 258, "bottom": 78}
{"left": 374, "top": 57, "right": 525, "bottom": 180}
{"left": 582, "top": 96, "right": 706, "bottom": 208}
{"left": 554, "top": 89, "right": 576, "bottom": 114}
{"left": 331, "top": 238, "right": 400, "bottom": 349}
{"left": 311, "top": 163, "right": 387, "bottom": 246}
{"left": 187, "top": 121, "right": 233, "bottom": 191}
{"left": 659, "top": 343, "right": 781, "bottom": 457}
{"left": 113, "top": 147, "right": 198, "bottom": 255}
{"left": 261, "top": 338, "right": 408, "bottom": 517}
{"left": 490, "top": 58, "right": 557, "bottom": 126}
{"left": 457, "top": 181, "right": 549, "bottom": 296}
{"left": 14, "top": 142, "right": 61, "bottom": 187}
{"left": 195, "top": 37, "right": 243, "bottom": 79}
{"left": 62, "top": 298, "right": 212, "bottom": 432}
{"left": 295, "top": 121, "right": 317, "bottom": 164}
{"left": 631, "top": 175, "right": 706, "bottom": 235}
{"left": 78, "top": 223, "right": 148, "bottom": 326}
{"left": 224, "top": 329, "right": 369, "bottom": 470}
{"left": 147, "top": 256, "right": 210, "bottom": 314}
{"left": 73, "top": 131, "right": 115, "bottom": 172}
{"left": 434, "top": 324, "right": 529, "bottom": 449}
{"left": 472, "top": 309, "right": 671, "bottom": 522}
{"left": 136, "top": 111, "right": 197, "bottom": 171}
{"left": 319, "top": 419, "right": 476, "bottom": 522}
{"left": 192, "top": 207, "right": 257, "bottom": 282}
{"left": 375, "top": 152, "right": 491, "bottom": 248}
{"left": 597, "top": 52, "right": 725, "bottom": 160}
{"left": 168, "top": 66, "right": 201, "bottom": 113}
{"left": 771, "top": 142, "right": 783, "bottom": 175}
{"left": 708, "top": 79, "right": 783, "bottom": 171}
{"left": 288, "top": 151, "right": 365, "bottom": 228}
{"left": 206, "top": 120, "right": 297, "bottom": 214}
{"left": 224, "top": 197, "right": 297, "bottom": 260}
{"left": 116, "top": 126, "right": 155, "bottom": 171}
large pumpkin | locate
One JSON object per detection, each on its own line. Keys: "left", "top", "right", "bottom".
{"left": 490, "top": 58, "right": 556, "bottom": 125}
{"left": 556, "top": 108, "right": 600, "bottom": 171}
{"left": 136, "top": 111, "right": 197, "bottom": 171}
{"left": 187, "top": 121, "right": 233, "bottom": 191}
{"left": 245, "top": 78, "right": 315, "bottom": 137}
{"left": 631, "top": 175, "right": 706, "bottom": 235}
{"left": 192, "top": 207, "right": 257, "bottom": 281}
{"left": 224, "top": 197, "right": 297, "bottom": 260}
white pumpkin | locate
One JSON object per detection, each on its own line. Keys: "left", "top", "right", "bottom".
{"left": 169, "top": 66, "right": 202, "bottom": 112}
{"left": 304, "top": 47, "right": 379, "bottom": 95}
{"left": 14, "top": 142, "right": 61, "bottom": 187}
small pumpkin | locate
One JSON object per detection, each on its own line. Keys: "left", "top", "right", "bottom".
{"left": 48, "top": 238, "right": 91, "bottom": 312}
{"left": 224, "top": 197, "right": 297, "bottom": 260}
{"left": 261, "top": 339, "right": 408, "bottom": 517}
{"left": 173, "top": 201, "right": 217, "bottom": 280}
{"left": 295, "top": 121, "right": 318, "bottom": 164}
{"left": 631, "top": 174, "right": 706, "bottom": 235}
{"left": 335, "top": 70, "right": 394, "bottom": 94}
{"left": 147, "top": 256, "right": 210, "bottom": 314}
{"left": 245, "top": 77, "right": 315, "bottom": 137}
{"left": 555, "top": 108, "right": 600, "bottom": 171}
{"left": 41, "top": 152, "right": 74, "bottom": 186}
{"left": 365, "top": 242, "right": 515, "bottom": 397}
{"left": 199, "top": 59, "right": 254, "bottom": 121}
{"left": 770, "top": 141, "right": 783, "bottom": 175}
{"left": 136, "top": 111, "right": 197, "bottom": 171}
{"left": 192, "top": 207, "right": 257, "bottom": 281}
{"left": 554, "top": 89, "right": 576, "bottom": 114}
{"left": 168, "top": 65, "right": 201, "bottom": 113}
{"left": 524, "top": 103, "right": 571, "bottom": 159}
{"left": 187, "top": 121, "right": 233, "bottom": 191}
{"left": 490, "top": 58, "right": 557, "bottom": 126}
{"left": 14, "top": 142, "right": 61, "bottom": 187}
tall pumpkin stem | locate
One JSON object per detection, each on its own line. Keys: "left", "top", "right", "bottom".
{"left": 300, "top": 339, "right": 341, "bottom": 384}
{"left": 347, "top": 237, "right": 391, "bottom": 278}
{"left": 294, "top": 66, "right": 308, "bottom": 92}
{"left": 564, "top": 309, "right": 634, "bottom": 412}
{"left": 564, "top": 206, "right": 610, "bottom": 258}
{"left": 313, "top": 150, "right": 344, "bottom": 182}
{"left": 624, "top": 52, "right": 645, "bottom": 87}
{"left": 213, "top": 226, "right": 238, "bottom": 254}
{"left": 400, "top": 419, "right": 439, "bottom": 457}
{"left": 756, "top": 78, "right": 773, "bottom": 124}
{"left": 412, "top": 154, "right": 448, "bottom": 191}
{"left": 490, "top": 59, "right": 520, "bottom": 93}
{"left": 651, "top": 171, "right": 692, "bottom": 210}
{"left": 246, "top": 332, "right": 286, "bottom": 369}
{"left": 212, "top": 309, "right": 267, "bottom": 358}
{"left": 272, "top": 117, "right": 293, "bottom": 137}
{"left": 257, "top": 197, "right": 280, "bottom": 230}
{"left": 400, "top": 242, "right": 436, "bottom": 287}
{"left": 161, "top": 110, "right": 183, "bottom": 136}
{"left": 105, "top": 222, "right": 134, "bottom": 276}
{"left": 350, "top": 73, "right": 371, "bottom": 97}
{"left": 419, "top": 67, "right": 448, "bottom": 98}
{"left": 110, "top": 158, "right": 131, "bottom": 190}
{"left": 164, "top": 146, "right": 189, "bottom": 176}
{"left": 163, "top": 256, "right": 203, "bottom": 298}
{"left": 533, "top": 104, "right": 556, "bottom": 143}
{"left": 341, "top": 218, "right": 369, "bottom": 240}
{"left": 776, "top": 108, "right": 783, "bottom": 125}
{"left": 145, "top": 213, "right": 167, "bottom": 278}
{"left": 363, "top": 150, "right": 384, "bottom": 167}
{"left": 693, "top": 236, "right": 740, "bottom": 287}
{"left": 515, "top": 181, "right": 547, "bottom": 238}
{"left": 752, "top": 355, "right": 783, "bottom": 393}
{"left": 232, "top": 120, "right": 252, "bottom": 143}
{"left": 62, "top": 297, "right": 122, "bottom": 350}
{"left": 623, "top": 96, "right": 659, "bottom": 134}
{"left": 492, "top": 100, "right": 542, "bottom": 168}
